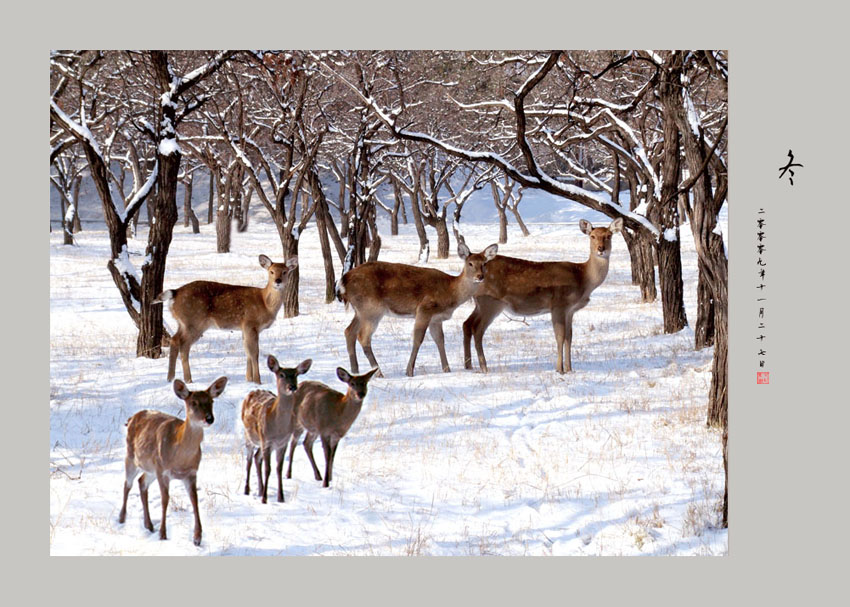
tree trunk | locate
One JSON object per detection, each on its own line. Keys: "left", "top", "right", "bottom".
{"left": 71, "top": 175, "right": 82, "bottom": 232}
{"left": 497, "top": 206, "right": 508, "bottom": 244}
{"left": 207, "top": 169, "right": 215, "bottom": 224}
{"left": 653, "top": 67, "right": 688, "bottom": 334}
{"left": 183, "top": 174, "right": 193, "bottom": 228}
{"left": 282, "top": 233, "right": 300, "bottom": 318}
{"left": 216, "top": 197, "right": 232, "bottom": 253}
{"left": 434, "top": 214, "right": 450, "bottom": 259}
{"left": 238, "top": 186, "right": 252, "bottom": 232}
{"left": 390, "top": 180, "right": 402, "bottom": 236}
{"left": 409, "top": 185, "right": 429, "bottom": 262}
{"left": 721, "top": 425, "right": 728, "bottom": 528}
{"left": 695, "top": 267, "right": 716, "bottom": 349}
{"left": 510, "top": 206, "right": 530, "bottom": 236}
{"left": 311, "top": 171, "right": 337, "bottom": 304}
{"left": 622, "top": 229, "right": 657, "bottom": 303}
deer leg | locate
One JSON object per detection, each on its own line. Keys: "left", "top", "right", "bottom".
{"left": 286, "top": 431, "right": 300, "bottom": 479}
{"left": 473, "top": 299, "right": 504, "bottom": 373}
{"left": 462, "top": 307, "right": 479, "bottom": 370}
{"left": 180, "top": 330, "right": 201, "bottom": 384}
{"left": 303, "top": 432, "right": 323, "bottom": 481}
{"left": 167, "top": 330, "right": 182, "bottom": 382}
{"left": 406, "top": 312, "right": 431, "bottom": 377}
{"left": 243, "top": 444, "right": 254, "bottom": 495}
{"left": 564, "top": 311, "right": 575, "bottom": 373}
{"left": 429, "top": 321, "right": 451, "bottom": 373}
{"left": 139, "top": 473, "right": 155, "bottom": 533}
{"left": 345, "top": 316, "right": 361, "bottom": 374}
{"left": 261, "top": 447, "right": 272, "bottom": 504}
{"left": 321, "top": 436, "right": 332, "bottom": 488}
{"left": 275, "top": 446, "right": 287, "bottom": 503}
{"left": 328, "top": 438, "right": 339, "bottom": 485}
{"left": 552, "top": 309, "right": 567, "bottom": 374}
{"left": 119, "top": 458, "right": 139, "bottom": 524}
{"left": 157, "top": 472, "right": 170, "bottom": 540}
{"left": 358, "top": 316, "right": 383, "bottom": 377}
{"left": 243, "top": 327, "right": 260, "bottom": 384}
{"left": 185, "top": 476, "right": 202, "bottom": 547}
{"left": 253, "top": 447, "right": 264, "bottom": 497}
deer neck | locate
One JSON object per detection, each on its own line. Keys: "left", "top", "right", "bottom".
{"left": 262, "top": 283, "right": 286, "bottom": 315}
{"left": 581, "top": 252, "right": 611, "bottom": 292}
{"left": 336, "top": 391, "right": 364, "bottom": 427}
{"left": 451, "top": 271, "right": 481, "bottom": 305}
{"left": 175, "top": 414, "right": 205, "bottom": 449}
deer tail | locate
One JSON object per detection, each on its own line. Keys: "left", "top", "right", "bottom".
{"left": 153, "top": 289, "right": 176, "bottom": 304}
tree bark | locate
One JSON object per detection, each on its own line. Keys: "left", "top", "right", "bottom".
{"left": 71, "top": 175, "right": 82, "bottom": 232}
{"left": 311, "top": 171, "right": 337, "bottom": 303}
{"left": 434, "top": 213, "right": 449, "bottom": 259}
{"left": 510, "top": 206, "right": 530, "bottom": 237}
{"left": 695, "top": 267, "right": 716, "bottom": 349}
{"left": 207, "top": 169, "right": 215, "bottom": 224}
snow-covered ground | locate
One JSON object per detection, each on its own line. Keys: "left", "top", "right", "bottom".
{"left": 49, "top": 194, "right": 727, "bottom": 555}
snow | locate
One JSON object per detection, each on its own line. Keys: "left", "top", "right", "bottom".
{"left": 50, "top": 188, "right": 727, "bottom": 556}
{"left": 663, "top": 228, "right": 678, "bottom": 242}
{"left": 159, "top": 138, "right": 180, "bottom": 156}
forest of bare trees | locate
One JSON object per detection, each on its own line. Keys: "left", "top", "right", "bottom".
{"left": 50, "top": 50, "right": 728, "bottom": 522}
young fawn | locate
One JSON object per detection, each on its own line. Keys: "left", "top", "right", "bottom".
{"left": 338, "top": 242, "right": 498, "bottom": 377}
{"left": 240, "top": 356, "right": 312, "bottom": 503}
{"left": 119, "top": 376, "right": 228, "bottom": 546}
{"left": 286, "top": 367, "right": 379, "bottom": 488}
{"left": 463, "top": 218, "right": 623, "bottom": 373}
{"left": 155, "top": 254, "right": 298, "bottom": 384}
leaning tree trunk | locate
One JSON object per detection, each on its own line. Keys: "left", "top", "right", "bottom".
{"left": 622, "top": 175, "right": 657, "bottom": 302}
{"left": 409, "top": 185, "right": 429, "bottom": 262}
{"left": 390, "top": 180, "right": 403, "bottom": 236}
{"left": 311, "top": 171, "right": 337, "bottom": 303}
{"left": 238, "top": 186, "right": 252, "bottom": 233}
{"left": 510, "top": 206, "right": 530, "bottom": 236}
{"left": 183, "top": 174, "right": 200, "bottom": 233}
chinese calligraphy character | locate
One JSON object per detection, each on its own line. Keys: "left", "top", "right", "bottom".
{"left": 778, "top": 149, "right": 803, "bottom": 185}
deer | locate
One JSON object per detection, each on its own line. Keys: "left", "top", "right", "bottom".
{"left": 118, "top": 376, "right": 228, "bottom": 547}
{"left": 285, "top": 367, "right": 379, "bottom": 488}
{"left": 463, "top": 218, "right": 623, "bottom": 374}
{"left": 155, "top": 254, "right": 298, "bottom": 384}
{"left": 337, "top": 242, "right": 498, "bottom": 377}
{"left": 240, "top": 356, "right": 312, "bottom": 504}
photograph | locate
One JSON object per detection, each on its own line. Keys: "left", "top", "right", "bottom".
{"left": 48, "top": 49, "right": 729, "bottom": 556}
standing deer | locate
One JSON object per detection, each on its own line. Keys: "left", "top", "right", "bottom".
{"left": 338, "top": 242, "right": 498, "bottom": 377}
{"left": 463, "top": 218, "right": 623, "bottom": 373}
{"left": 285, "top": 367, "right": 379, "bottom": 488}
{"left": 118, "top": 376, "right": 228, "bottom": 546}
{"left": 240, "top": 356, "right": 312, "bottom": 503}
{"left": 155, "top": 254, "right": 298, "bottom": 384}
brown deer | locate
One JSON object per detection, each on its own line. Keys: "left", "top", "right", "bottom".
{"left": 155, "top": 255, "right": 298, "bottom": 384}
{"left": 285, "top": 367, "right": 379, "bottom": 488}
{"left": 118, "top": 376, "right": 228, "bottom": 546}
{"left": 463, "top": 218, "right": 623, "bottom": 374}
{"left": 338, "top": 242, "right": 498, "bottom": 377}
{"left": 240, "top": 356, "right": 312, "bottom": 504}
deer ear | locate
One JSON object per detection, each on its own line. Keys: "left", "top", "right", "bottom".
{"left": 336, "top": 367, "right": 352, "bottom": 384}
{"left": 207, "top": 376, "right": 228, "bottom": 399}
{"left": 286, "top": 256, "right": 299, "bottom": 269}
{"left": 579, "top": 219, "right": 593, "bottom": 235}
{"left": 173, "top": 379, "right": 191, "bottom": 401}
{"left": 362, "top": 367, "right": 380, "bottom": 382}
{"left": 268, "top": 355, "right": 279, "bottom": 372}
{"left": 297, "top": 359, "right": 313, "bottom": 375}
{"left": 609, "top": 218, "right": 623, "bottom": 233}
{"left": 483, "top": 244, "right": 498, "bottom": 260}
{"left": 458, "top": 242, "right": 471, "bottom": 260}
{"left": 259, "top": 254, "right": 273, "bottom": 269}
